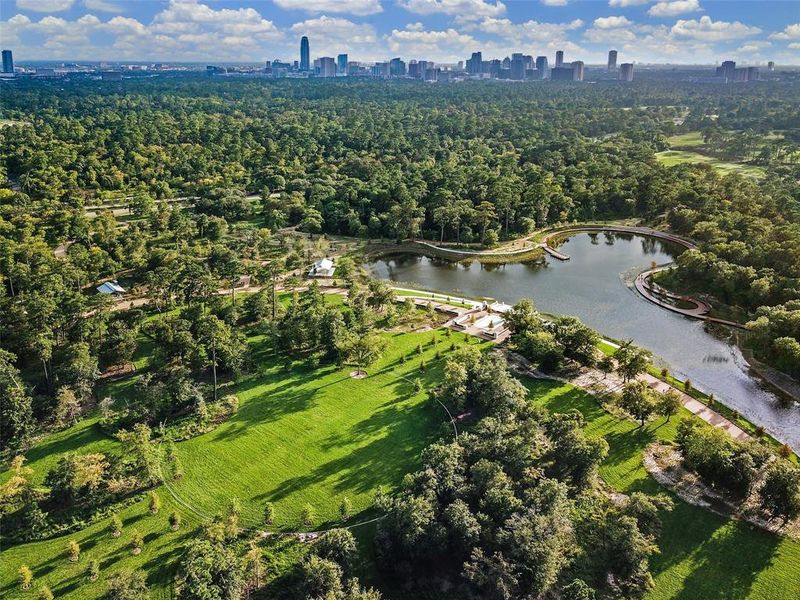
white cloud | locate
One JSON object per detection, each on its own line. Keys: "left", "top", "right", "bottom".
{"left": 671, "top": 16, "right": 761, "bottom": 42}
{"left": 83, "top": 0, "right": 123, "bottom": 13}
{"left": 398, "top": 0, "right": 506, "bottom": 18}
{"left": 648, "top": 0, "right": 702, "bottom": 18}
{"left": 541, "top": 0, "right": 568, "bottom": 6}
{"left": 609, "top": 0, "right": 649, "bottom": 6}
{"left": 152, "top": 1, "right": 281, "bottom": 37}
{"left": 735, "top": 41, "right": 771, "bottom": 54}
{"left": 406, "top": 22, "right": 425, "bottom": 31}
{"left": 385, "top": 25, "right": 478, "bottom": 62}
{"left": 789, "top": 42, "right": 800, "bottom": 49}
{"left": 16, "top": 0, "right": 75, "bottom": 11}
{"left": 289, "top": 15, "right": 378, "bottom": 59}
{"left": 593, "top": 16, "right": 633, "bottom": 29}
{"left": 769, "top": 23, "right": 800, "bottom": 40}
{"left": 272, "top": 0, "right": 383, "bottom": 16}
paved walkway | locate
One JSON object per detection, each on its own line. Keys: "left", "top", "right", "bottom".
{"left": 507, "top": 352, "right": 751, "bottom": 442}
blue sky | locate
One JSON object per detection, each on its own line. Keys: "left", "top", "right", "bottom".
{"left": 1, "top": 1, "right": 798, "bottom": 64}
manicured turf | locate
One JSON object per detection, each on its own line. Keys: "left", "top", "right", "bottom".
{"left": 169, "top": 329, "right": 461, "bottom": 529}
{"left": 1, "top": 328, "right": 481, "bottom": 599}
{"left": 666, "top": 132, "right": 705, "bottom": 148}
{"left": 4, "top": 331, "right": 799, "bottom": 600}
{"left": 524, "top": 378, "right": 800, "bottom": 600}
{"left": 655, "top": 150, "right": 765, "bottom": 178}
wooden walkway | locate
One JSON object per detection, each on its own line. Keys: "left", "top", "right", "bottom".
{"left": 541, "top": 226, "right": 747, "bottom": 330}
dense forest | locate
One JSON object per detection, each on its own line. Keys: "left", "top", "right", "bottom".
{"left": 2, "top": 74, "right": 800, "bottom": 600}
{"left": 2, "top": 76, "right": 799, "bottom": 378}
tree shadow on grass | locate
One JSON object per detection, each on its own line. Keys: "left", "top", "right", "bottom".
{"left": 257, "top": 408, "right": 436, "bottom": 506}
{"left": 652, "top": 501, "right": 781, "bottom": 600}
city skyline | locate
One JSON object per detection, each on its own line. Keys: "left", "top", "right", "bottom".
{"left": 0, "top": 1, "right": 798, "bottom": 65}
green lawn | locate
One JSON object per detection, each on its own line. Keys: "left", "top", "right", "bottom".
{"left": 524, "top": 378, "right": 800, "bottom": 600}
{"left": 655, "top": 150, "right": 765, "bottom": 179}
{"left": 4, "top": 331, "right": 799, "bottom": 600}
{"left": 666, "top": 132, "right": 705, "bottom": 148}
{"left": 1, "top": 328, "right": 482, "bottom": 599}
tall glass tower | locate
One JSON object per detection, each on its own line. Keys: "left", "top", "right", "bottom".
{"left": 300, "top": 36, "right": 310, "bottom": 72}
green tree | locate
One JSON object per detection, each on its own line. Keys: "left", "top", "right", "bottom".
{"left": 106, "top": 570, "right": 149, "bottom": 600}
{"left": 657, "top": 389, "right": 682, "bottom": 422}
{"left": 759, "top": 461, "right": 800, "bottom": 523}
{"left": 18, "top": 565, "right": 33, "bottom": 590}
{"left": 617, "top": 381, "right": 656, "bottom": 427}
{"left": 87, "top": 559, "right": 100, "bottom": 582}
{"left": 337, "top": 331, "right": 388, "bottom": 377}
{"left": 176, "top": 539, "right": 245, "bottom": 600}
{"left": 614, "top": 343, "right": 651, "bottom": 382}
{"left": 0, "top": 349, "right": 34, "bottom": 452}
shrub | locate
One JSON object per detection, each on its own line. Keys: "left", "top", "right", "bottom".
{"left": 131, "top": 529, "right": 144, "bottom": 555}
{"left": 169, "top": 511, "right": 182, "bottom": 531}
{"left": 264, "top": 502, "right": 275, "bottom": 526}
{"left": 148, "top": 491, "right": 161, "bottom": 514}
{"left": 38, "top": 586, "right": 54, "bottom": 600}
{"left": 223, "top": 395, "right": 240, "bottom": 414}
{"left": 87, "top": 559, "right": 100, "bottom": 582}
{"left": 302, "top": 504, "right": 316, "bottom": 527}
{"left": 676, "top": 419, "right": 759, "bottom": 498}
{"left": 18, "top": 565, "right": 33, "bottom": 590}
{"left": 339, "top": 497, "right": 352, "bottom": 522}
{"left": 67, "top": 539, "right": 81, "bottom": 562}
{"left": 110, "top": 514, "right": 123, "bottom": 537}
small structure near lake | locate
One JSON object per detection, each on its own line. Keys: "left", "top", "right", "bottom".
{"left": 96, "top": 281, "right": 125, "bottom": 296}
{"left": 309, "top": 258, "right": 336, "bottom": 278}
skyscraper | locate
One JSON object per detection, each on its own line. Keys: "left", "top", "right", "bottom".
{"left": 389, "top": 57, "right": 406, "bottom": 77}
{"left": 535, "top": 56, "right": 548, "bottom": 79}
{"left": 2, "top": 49, "right": 13, "bottom": 74}
{"left": 608, "top": 50, "right": 618, "bottom": 72}
{"left": 619, "top": 63, "right": 634, "bottom": 82}
{"left": 768, "top": 61, "right": 775, "bottom": 71}
{"left": 510, "top": 55, "right": 526, "bottom": 80}
{"left": 555, "top": 50, "right": 564, "bottom": 68}
{"left": 550, "top": 67, "right": 574, "bottom": 81}
{"left": 467, "top": 51, "right": 483, "bottom": 75}
{"left": 318, "top": 57, "right": 336, "bottom": 78}
{"left": 571, "top": 61, "right": 584, "bottom": 81}
{"left": 719, "top": 60, "right": 735, "bottom": 81}
{"left": 300, "top": 36, "right": 310, "bottom": 72}
{"left": 337, "top": 54, "right": 348, "bottom": 75}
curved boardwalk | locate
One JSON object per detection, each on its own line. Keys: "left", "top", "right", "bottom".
{"left": 541, "top": 226, "right": 746, "bottom": 329}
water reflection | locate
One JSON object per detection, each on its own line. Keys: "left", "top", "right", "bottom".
{"left": 369, "top": 233, "right": 800, "bottom": 449}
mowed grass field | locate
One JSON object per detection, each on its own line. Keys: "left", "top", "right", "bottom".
{"left": 3, "top": 326, "right": 800, "bottom": 600}
{"left": 525, "top": 379, "right": 800, "bottom": 600}
{"left": 657, "top": 131, "right": 765, "bottom": 178}
{"left": 1, "top": 328, "right": 482, "bottom": 599}
{"left": 655, "top": 150, "right": 766, "bottom": 178}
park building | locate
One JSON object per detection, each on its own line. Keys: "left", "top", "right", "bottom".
{"left": 96, "top": 281, "right": 126, "bottom": 296}
{"left": 309, "top": 258, "right": 336, "bottom": 278}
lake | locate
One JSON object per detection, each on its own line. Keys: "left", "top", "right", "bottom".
{"left": 369, "top": 232, "right": 800, "bottom": 449}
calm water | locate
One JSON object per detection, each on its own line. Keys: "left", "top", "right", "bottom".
{"left": 369, "top": 232, "right": 800, "bottom": 449}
